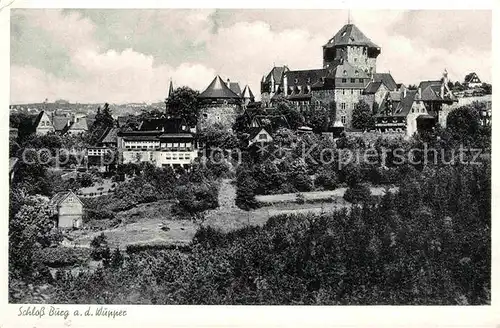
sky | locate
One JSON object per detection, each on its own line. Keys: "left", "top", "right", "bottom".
{"left": 10, "top": 9, "right": 492, "bottom": 104}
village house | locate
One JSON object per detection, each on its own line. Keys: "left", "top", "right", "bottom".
{"left": 117, "top": 117, "right": 198, "bottom": 169}
{"left": 32, "top": 111, "right": 55, "bottom": 135}
{"left": 373, "top": 70, "right": 458, "bottom": 135}
{"left": 247, "top": 127, "right": 273, "bottom": 146}
{"left": 49, "top": 190, "right": 84, "bottom": 229}
{"left": 464, "top": 72, "right": 482, "bottom": 89}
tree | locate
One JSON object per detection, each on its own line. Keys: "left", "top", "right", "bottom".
{"left": 481, "top": 83, "right": 492, "bottom": 95}
{"left": 407, "top": 84, "right": 417, "bottom": 90}
{"left": 343, "top": 184, "right": 372, "bottom": 204}
{"left": 198, "top": 122, "right": 238, "bottom": 149}
{"left": 272, "top": 95, "right": 303, "bottom": 130}
{"left": 235, "top": 166, "right": 259, "bottom": 210}
{"left": 446, "top": 102, "right": 482, "bottom": 146}
{"left": 165, "top": 87, "right": 200, "bottom": 127}
{"left": 90, "top": 233, "right": 111, "bottom": 261}
{"left": 352, "top": 100, "right": 374, "bottom": 131}
{"left": 453, "top": 81, "right": 465, "bottom": 91}
{"left": 9, "top": 193, "right": 60, "bottom": 279}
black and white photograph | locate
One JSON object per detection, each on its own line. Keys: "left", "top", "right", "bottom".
{"left": 4, "top": 2, "right": 496, "bottom": 321}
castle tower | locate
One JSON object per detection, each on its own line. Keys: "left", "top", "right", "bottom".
{"left": 197, "top": 75, "right": 242, "bottom": 132}
{"left": 322, "top": 24, "right": 381, "bottom": 76}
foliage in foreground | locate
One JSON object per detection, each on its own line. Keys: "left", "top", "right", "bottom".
{"left": 47, "top": 162, "right": 490, "bottom": 305}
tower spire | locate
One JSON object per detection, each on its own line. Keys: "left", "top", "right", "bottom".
{"left": 167, "top": 78, "right": 174, "bottom": 99}
{"left": 348, "top": 9, "right": 351, "bottom": 24}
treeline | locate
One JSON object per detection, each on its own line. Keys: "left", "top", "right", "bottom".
{"left": 41, "top": 157, "right": 490, "bottom": 305}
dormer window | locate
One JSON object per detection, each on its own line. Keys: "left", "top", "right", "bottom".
{"left": 355, "top": 70, "right": 359, "bottom": 76}
{"left": 343, "top": 70, "right": 347, "bottom": 76}
{"left": 341, "top": 31, "right": 347, "bottom": 37}
{"left": 294, "top": 78, "right": 298, "bottom": 84}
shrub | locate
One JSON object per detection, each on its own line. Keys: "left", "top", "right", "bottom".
{"left": 296, "top": 193, "right": 306, "bottom": 204}
{"left": 340, "top": 163, "right": 363, "bottom": 186}
{"left": 36, "top": 247, "right": 91, "bottom": 267}
{"left": 315, "top": 168, "right": 338, "bottom": 190}
{"left": 90, "top": 233, "right": 111, "bottom": 261}
{"left": 343, "top": 184, "right": 372, "bottom": 204}
{"left": 84, "top": 209, "right": 115, "bottom": 222}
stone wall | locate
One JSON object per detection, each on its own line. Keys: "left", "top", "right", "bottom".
{"left": 198, "top": 104, "right": 242, "bottom": 132}
{"left": 334, "top": 88, "right": 365, "bottom": 128}
{"left": 346, "top": 46, "right": 376, "bottom": 74}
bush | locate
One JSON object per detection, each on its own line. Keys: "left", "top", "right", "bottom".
{"left": 315, "top": 168, "right": 338, "bottom": 190}
{"left": 343, "top": 184, "right": 372, "bottom": 204}
{"left": 84, "top": 209, "right": 115, "bottom": 222}
{"left": 125, "top": 242, "right": 191, "bottom": 254}
{"left": 90, "top": 233, "right": 111, "bottom": 261}
{"left": 36, "top": 247, "right": 91, "bottom": 267}
{"left": 340, "top": 163, "right": 363, "bottom": 186}
{"left": 296, "top": 193, "right": 306, "bottom": 204}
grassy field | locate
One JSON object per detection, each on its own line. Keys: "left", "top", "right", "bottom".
{"left": 68, "top": 180, "right": 383, "bottom": 249}
{"left": 68, "top": 201, "right": 198, "bottom": 250}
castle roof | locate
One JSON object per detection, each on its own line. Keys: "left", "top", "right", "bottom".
{"left": 363, "top": 81, "right": 383, "bottom": 94}
{"left": 199, "top": 75, "right": 241, "bottom": 99}
{"left": 264, "top": 66, "right": 290, "bottom": 84}
{"left": 285, "top": 69, "right": 326, "bottom": 86}
{"left": 324, "top": 24, "right": 380, "bottom": 49}
{"left": 228, "top": 82, "right": 242, "bottom": 96}
{"left": 328, "top": 61, "right": 370, "bottom": 79}
{"left": 242, "top": 85, "right": 255, "bottom": 100}
{"left": 372, "top": 73, "right": 398, "bottom": 91}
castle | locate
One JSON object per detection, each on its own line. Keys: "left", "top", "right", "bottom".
{"left": 260, "top": 22, "right": 456, "bottom": 133}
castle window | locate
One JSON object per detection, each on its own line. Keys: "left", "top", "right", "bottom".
{"left": 203, "top": 113, "right": 208, "bottom": 118}
{"left": 341, "top": 103, "right": 346, "bottom": 110}
{"left": 341, "top": 115, "right": 346, "bottom": 124}
{"left": 359, "top": 79, "right": 363, "bottom": 83}
{"left": 351, "top": 78, "right": 356, "bottom": 83}
{"left": 351, "top": 89, "right": 354, "bottom": 94}
{"left": 342, "top": 78, "right": 347, "bottom": 83}
{"left": 354, "top": 58, "right": 357, "bottom": 62}
{"left": 342, "top": 89, "right": 345, "bottom": 95}
{"left": 294, "top": 78, "right": 298, "bottom": 84}
{"left": 259, "top": 133, "right": 267, "bottom": 140}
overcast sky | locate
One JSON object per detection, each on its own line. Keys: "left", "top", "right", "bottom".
{"left": 10, "top": 9, "right": 491, "bottom": 104}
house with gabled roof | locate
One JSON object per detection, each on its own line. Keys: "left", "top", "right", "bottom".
{"left": 49, "top": 190, "right": 84, "bottom": 229}
{"left": 247, "top": 127, "right": 273, "bottom": 146}
{"left": 32, "top": 111, "right": 55, "bottom": 135}
{"left": 464, "top": 72, "right": 482, "bottom": 89}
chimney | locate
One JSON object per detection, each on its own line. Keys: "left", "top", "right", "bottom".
{"left": 227, "top": 78, "right": 230, "bottom": 87}
{"left": 418, "top": 87, "right": 422, "bottom": 99}
{"left": 403, "top": 88, "right": 407, "bottom": 98}
{"left": 440, "top": 83, "right": 445, "bottom": 99}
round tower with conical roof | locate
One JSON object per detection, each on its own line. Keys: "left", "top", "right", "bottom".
{"left": 197, "top": 75, "right": 243, "bottom": 132}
